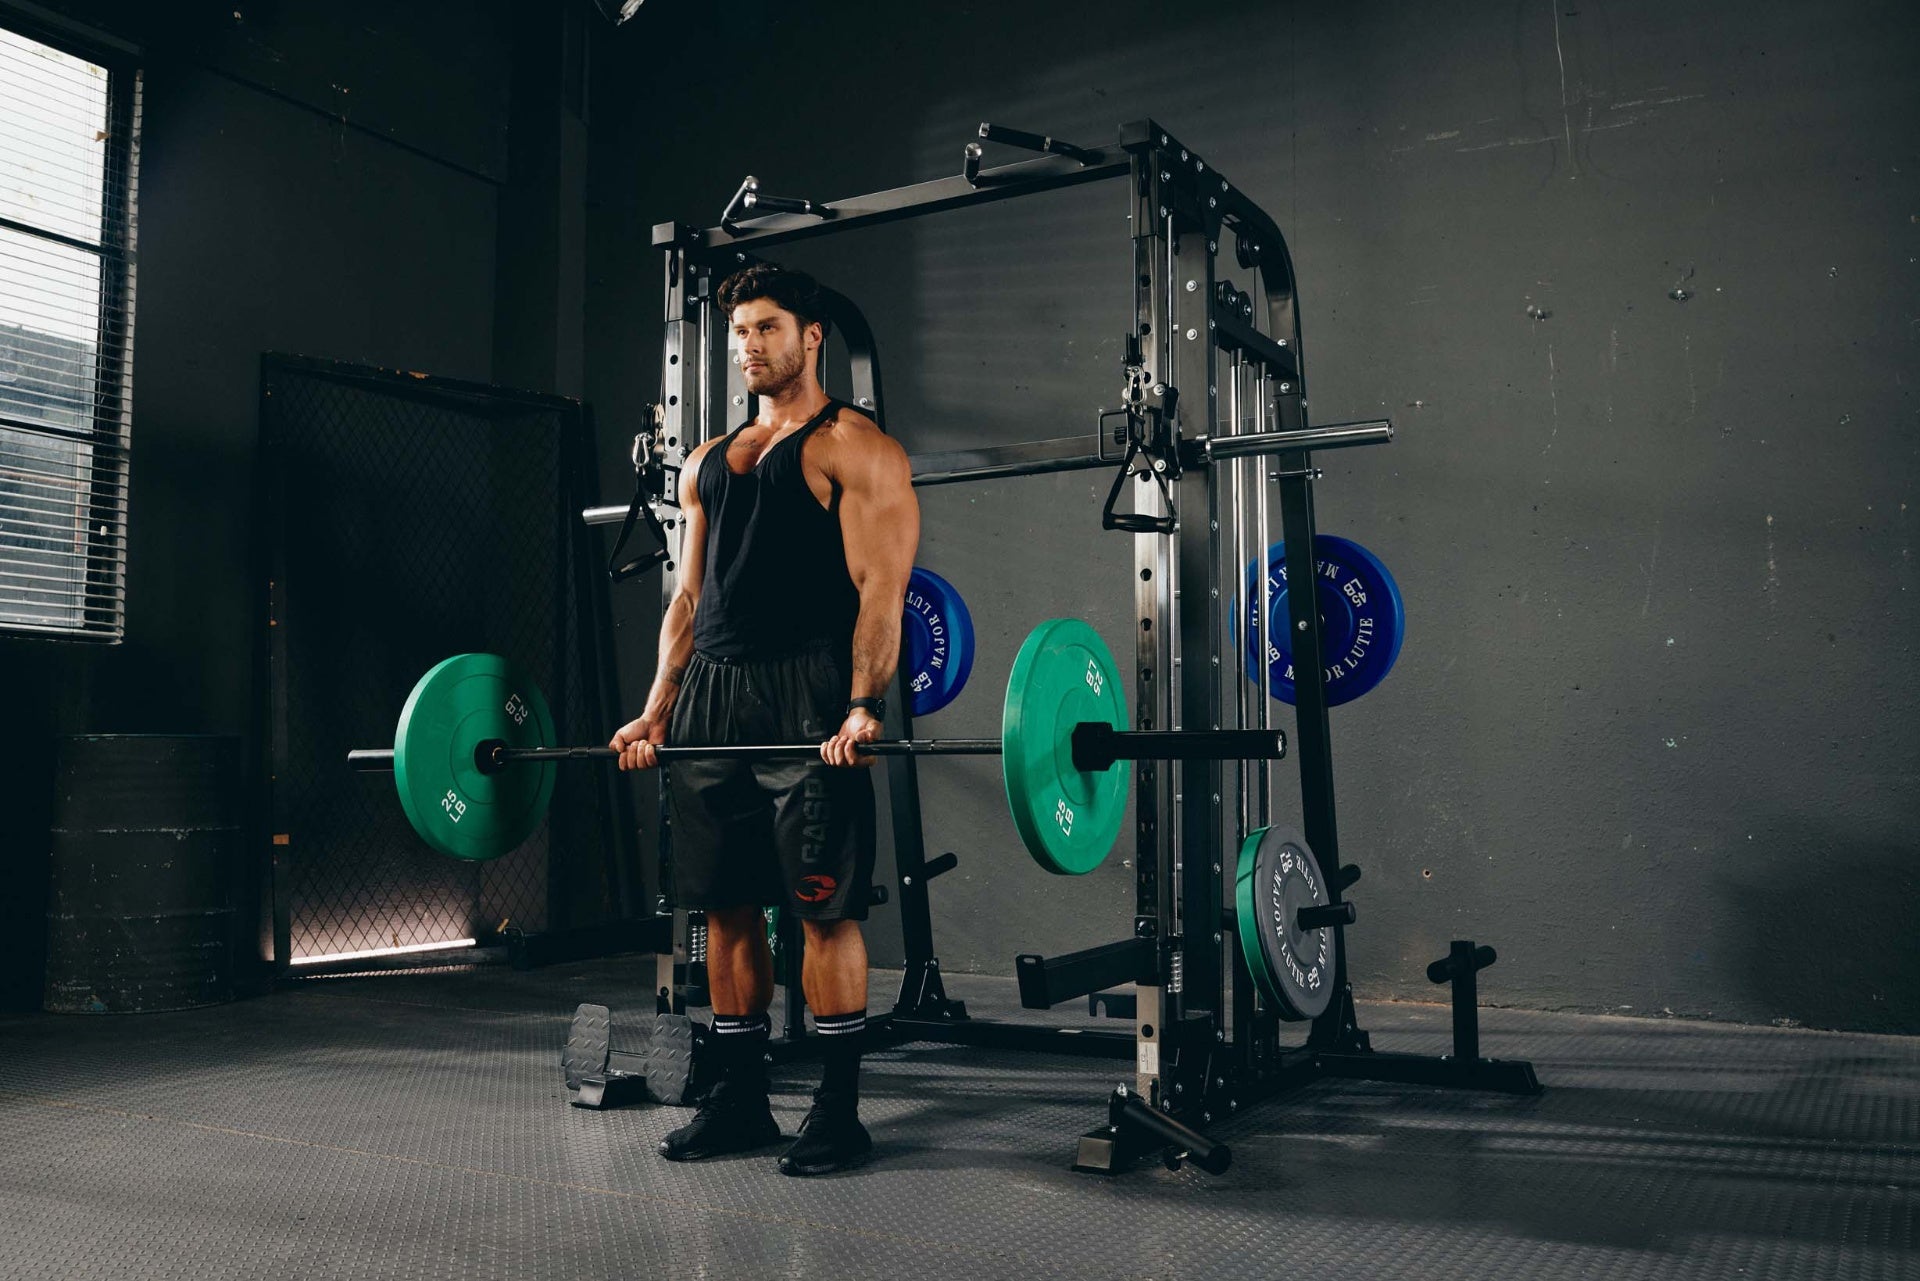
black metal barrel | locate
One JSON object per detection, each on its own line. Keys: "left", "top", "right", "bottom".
{"left": 45, "top": 735, "right": 240, "bottom": 1013}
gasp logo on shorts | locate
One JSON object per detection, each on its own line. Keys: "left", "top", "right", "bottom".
{"left": 795, "top": 874, "right": 838, "bottom": 904}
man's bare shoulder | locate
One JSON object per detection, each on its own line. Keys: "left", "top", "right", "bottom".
{"left": 823, "top": 405, "right": 907, "bottom": 459}
{"left": 824, "top": 403, "right": 881, "bottom": 438}
{"left": 684, "top": 435, "right": 727, "bottom": 465}
{"left": 819, "top": 409, "right": 911, "bottom": 491}
{"left": 677, "top": 436, "right": 725, "bottom": 511}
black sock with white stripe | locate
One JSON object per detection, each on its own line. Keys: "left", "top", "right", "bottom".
{"left": 710, "top": 1012, "right": 771, "bottom": 1095}
{"left": 813, "top": 1009, "right": 867, "bottom": 1106}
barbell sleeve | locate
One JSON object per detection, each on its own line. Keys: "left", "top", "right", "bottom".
{"left": 349, "top": 749, "right": 396, "bottom": 771}
{"left": 1070, "top": 724, "right": 1286, "bottom": 772}
{"left": 1296, "top": 902, "right": 1356, "bottom": 932}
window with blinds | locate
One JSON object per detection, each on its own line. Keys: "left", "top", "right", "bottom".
{"left": 0, "top": 21, "right": 138, "bottom": 641}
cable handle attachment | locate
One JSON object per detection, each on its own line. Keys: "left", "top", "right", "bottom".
{"left": 1101, "top": 385, "right": 1181, "bottom": 535}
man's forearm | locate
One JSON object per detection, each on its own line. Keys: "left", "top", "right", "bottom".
{"left": 647, "top": 591, "right": 697, "bottom": 716}
{"left": 848, "top": 595, "right": 902, "bottom": 704}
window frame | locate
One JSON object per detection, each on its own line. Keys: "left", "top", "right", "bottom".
{"left": 0, "top": 4, "right": 141, "bottom": 642}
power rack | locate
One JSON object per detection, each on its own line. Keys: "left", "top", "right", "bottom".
{"left": 583, "top": 119, "right": 1538, "bottom": 1174}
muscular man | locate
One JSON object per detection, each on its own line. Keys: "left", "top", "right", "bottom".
{"left": 611, "top": 264, "right": 918, "bottom": 1176}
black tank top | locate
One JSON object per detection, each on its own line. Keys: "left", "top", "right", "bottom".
{"left": 690, "top": 399, "right": 861, "bottom": 660}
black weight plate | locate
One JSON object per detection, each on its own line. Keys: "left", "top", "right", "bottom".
{"left": 1234, "top": 826, "right": 1335, "bottom": 1020}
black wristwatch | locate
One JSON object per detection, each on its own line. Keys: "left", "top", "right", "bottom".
{"left": 848, "top": 697, "right": 886, "bottom": 721}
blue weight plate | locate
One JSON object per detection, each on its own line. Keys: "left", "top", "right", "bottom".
{"left": 902, "top": 566, "right": 975, "bottom": 717}
{"left": 1241, "top": 534, "right": 1406, "bottom": 706}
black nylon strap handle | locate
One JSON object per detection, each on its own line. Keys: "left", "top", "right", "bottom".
{"left": 607, "top": 482, "right": 671, "bottom": 582}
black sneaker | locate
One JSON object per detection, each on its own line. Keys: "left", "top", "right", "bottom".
{"left": 777, "top": 1092, "right": 872, "bottom": 1176}
{"left": 657, "top": 1086, "right": 781, "bottom": 1162}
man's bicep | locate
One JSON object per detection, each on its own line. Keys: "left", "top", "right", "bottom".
{"left": 672, "top": 454, "right": 708, "bottom": 602}
{"left": 842, "top": 442, "right": 919, "bottom": 592}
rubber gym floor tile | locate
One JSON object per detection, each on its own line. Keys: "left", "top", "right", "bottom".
{"left": 0, "top": 963, "right": 1913, "bottom": 1281}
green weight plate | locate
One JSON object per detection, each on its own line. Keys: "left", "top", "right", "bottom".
{"left": 762, "top": 905, "right": 784, "bottom": 972}
{"left": 1234, "top": 826, "right": 1335, "bottom": 1020}
{"left": 392, "top": 653, "right": 556, "bottom": 862}
{"left": 1002, "top": 618, "right": 1129, "bottom": 876}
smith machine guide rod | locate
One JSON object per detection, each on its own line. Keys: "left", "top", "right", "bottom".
{"left": 583, "top": 119, "right": 1537, "bottom": 1175}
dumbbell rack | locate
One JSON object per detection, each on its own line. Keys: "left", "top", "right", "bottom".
{"left": 583, "top": 118, "right": 1539, "bottom": 1173}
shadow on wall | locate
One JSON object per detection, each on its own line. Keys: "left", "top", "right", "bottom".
{"left": 0, "top": 770, "right": 53, "bottom": 1012}
{"left": 1724, "top": 817, "right": 1920, "bottom": 1034}
{"left": 0, "top": 640, "right": 97, "bottom": 1012}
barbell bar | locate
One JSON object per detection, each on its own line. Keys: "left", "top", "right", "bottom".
{"left": 347, "top": 618, "right": 1285, "bottom": 876}
{"left": 349, "top": 723, "right": 1280, "bottom": 774}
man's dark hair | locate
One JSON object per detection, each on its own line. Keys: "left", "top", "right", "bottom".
{"left": 716, "top": 264, "right": 832, "bottom": 350}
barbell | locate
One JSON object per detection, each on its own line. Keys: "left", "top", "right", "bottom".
{"left": 348, "top": 617, "right": 1284, "bottom": 877}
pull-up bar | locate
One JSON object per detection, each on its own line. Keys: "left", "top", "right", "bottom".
{"left": 657, "top": 129, "right": 1129, "bottom": 253}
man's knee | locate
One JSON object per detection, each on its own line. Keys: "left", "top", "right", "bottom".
{"left": 707, "top": 904, "right": 766, "bottom": 937}
{"left": 800, "top": 917, "right": 861, "bottom": 944}
{"left": 707, "top": 907, "right": 773, "bottom": 972}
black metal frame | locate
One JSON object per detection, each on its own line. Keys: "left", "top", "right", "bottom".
{"left": 598, "top": 118, "right": 1538, "bottom": 1173}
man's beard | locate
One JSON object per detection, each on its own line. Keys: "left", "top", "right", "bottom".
{"left": 745, "top": 345, "right": 807, "bottom": 397}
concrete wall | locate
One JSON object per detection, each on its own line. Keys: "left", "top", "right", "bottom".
{"left": 586, "top": 0, "right": 1919, "bottom": 1031}
{"left": 3, "top": 0, "right": 1909, "bottom": 1034}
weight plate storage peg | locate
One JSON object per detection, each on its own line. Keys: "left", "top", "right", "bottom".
{"left": 1234, "top": 826, "right": 1336, "bottom": 1021}
{"left": 392, "top": 653, "right": 557, "bottom": 862}
{"left": 1241, "top": 534, "right": 1406, "bottom": 706}
{"left": 1001, "top": 617, "right": 1130, "bottom": 876}
{"left": 902, "top": 566, "right": 975, "bottom": 717}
